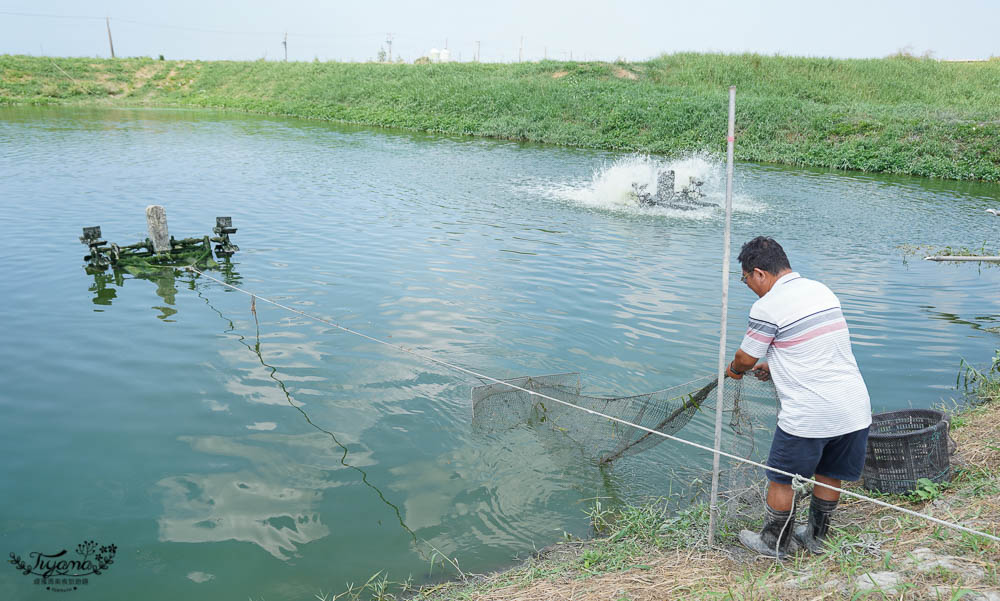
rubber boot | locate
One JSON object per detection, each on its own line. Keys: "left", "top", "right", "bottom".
{"left": 793, "top": 496, "right": 838, "bottom": 554}
{"left": 739, "top": 503, "right": 796, "bottom": 558}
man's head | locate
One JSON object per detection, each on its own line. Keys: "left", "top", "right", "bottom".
{"left": 737, "top": 236, "right": 792, "bottom": 298}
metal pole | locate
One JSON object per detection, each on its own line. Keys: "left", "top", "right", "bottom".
{"left": 708, "top": 86, "right": 736, "bottom": 546}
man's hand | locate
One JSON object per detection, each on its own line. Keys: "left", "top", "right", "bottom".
{"left": 754, "top": 362, "right": 771, "bottom": 381}
{"left": 726, "top": 361, "right": 745, "bottom": 380}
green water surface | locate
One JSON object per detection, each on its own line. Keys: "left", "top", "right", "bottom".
{"left": 1, "top": 107, "right": 998, "bottom": 600}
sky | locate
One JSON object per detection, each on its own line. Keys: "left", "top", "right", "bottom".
{"left": 1, "top": 0, "right": 997, "bottom": 63}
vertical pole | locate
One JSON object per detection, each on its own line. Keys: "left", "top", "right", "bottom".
{"left": 708, "top": 85, "right": 736, "bottom": 546}
{"left": 106, "top": 17, "right": 115, "bottom": 58}
{"left": 475, "top": 41, "right": 480, "bottom": 62}
{"left": 283, "top": 32, "right": 288, "bottom": 61}
{"left": 386, "top": 33, "right": 393, "bottom": 62}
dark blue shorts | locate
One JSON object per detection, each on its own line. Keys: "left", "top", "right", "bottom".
{"left": 766, "top": 425, "right": 869, "bottom": 484}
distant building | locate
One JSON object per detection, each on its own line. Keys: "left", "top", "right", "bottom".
{"left": 426, "top": 48, "right": 452, "bottom": 63}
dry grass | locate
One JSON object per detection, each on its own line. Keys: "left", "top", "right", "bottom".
{"left": 612, "top": 66, "right": 638, "bottom": 80}
{"left": 425, "top": 551, "right": 745, "bottom": 601}
{"left": 133, "top": 64, "right": 161, "bottom": 88}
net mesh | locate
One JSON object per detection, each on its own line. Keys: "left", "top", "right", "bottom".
{"left": 471, "top": 373, "right": 780, "bottom": 510}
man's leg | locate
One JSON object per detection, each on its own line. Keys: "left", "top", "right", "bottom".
{"left": 813, "top": 474, "right": 841, "bottom": 502}
{"left": 766, "top": 481, "right": 795, "bottom": 511}
{"left": 794, "top": 428, "right": 867, "bottom": 554}
{"left": 739, "top": 428, "right": 818, "bottom": 557}
{"left": 794, "top": 476, "right": 840, "bottom": 554}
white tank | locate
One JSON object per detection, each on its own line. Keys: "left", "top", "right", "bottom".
{"left": 428, "top": 48, "right": 440, "bottom": 63}
{"left": 439, "top": 48, "right": 451, "bottom": 63}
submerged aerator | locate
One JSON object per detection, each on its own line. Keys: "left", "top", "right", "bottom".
{"left": 81, "top": 205, "right": 239, "bottom": 274}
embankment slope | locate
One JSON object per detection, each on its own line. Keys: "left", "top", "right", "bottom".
{"left": 2, "top": 53, "right": 1000, "bottom": 181}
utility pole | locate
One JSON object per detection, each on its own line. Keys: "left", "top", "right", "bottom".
{"left": 105, "top": 17, "right": 115, "bottom": 58}
{"left": 386, "top": 33, "right": 393, "bottom": 62}
{"left": 475, "top": 41, "right": 480, "bottom": 62}
{"left": 519, "top": 35, "right": 523, "bottom": 62}
{"left": 282, "top": 32, "right": 288, "bottom": 61}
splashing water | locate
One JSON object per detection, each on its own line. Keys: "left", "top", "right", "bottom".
{"left": 542, "top": 153, "right": 762, "bottom": 217}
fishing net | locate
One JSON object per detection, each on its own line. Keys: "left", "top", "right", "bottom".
{"left": 473, "top": 373, "right": 776, "bottom": 462}
{"left": 471, "top": 372, "right": 780, "bottom": 511}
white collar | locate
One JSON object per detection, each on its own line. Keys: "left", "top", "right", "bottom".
{"left": 774, "top": 271, "right": 800, "bottom": 287}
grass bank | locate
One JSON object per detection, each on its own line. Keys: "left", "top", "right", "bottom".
{"left": 405, "top": 361, "right": 1000, "bottom": 600}
{"left": 339, "top": 357, "right": 999, "bottom": 601}
{"left": 3, "top": 53, "right": 1000, "bottom": 181}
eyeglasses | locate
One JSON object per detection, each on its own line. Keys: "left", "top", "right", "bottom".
{"left": 740, "top": 273, "right": 749, "bottom": 284}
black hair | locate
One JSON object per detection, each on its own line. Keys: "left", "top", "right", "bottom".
{"left": 737, "top": 236, "right": 791, "bottom": 275}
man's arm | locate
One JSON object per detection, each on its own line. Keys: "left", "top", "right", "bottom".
{"left": 726, "top": 349, "right": 759, "bottom": 380}
{"left": 732, "top": 304, "right": 776, "bottom": 380}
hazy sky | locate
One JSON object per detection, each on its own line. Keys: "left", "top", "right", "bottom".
{"left": 1, "top": 0, "right": 996, "bottom": 63}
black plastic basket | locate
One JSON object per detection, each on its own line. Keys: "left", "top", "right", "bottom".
{"left": 861, "top": 409, "right": 952, "bottom": 495}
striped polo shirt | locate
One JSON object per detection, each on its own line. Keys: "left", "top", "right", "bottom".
{"left": 739, "top": 272, "right": 872, "bottom": 438}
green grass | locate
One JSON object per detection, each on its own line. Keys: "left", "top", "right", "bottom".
{"left": 960, "top": 349, "right": 1000, "bottom": 403}
{"left": 3, "top": 53, "right": 1000, "bottom": 181}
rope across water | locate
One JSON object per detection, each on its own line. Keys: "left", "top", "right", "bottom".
{"left": 186, "top": 265, "right": 1000, "bottom": 545}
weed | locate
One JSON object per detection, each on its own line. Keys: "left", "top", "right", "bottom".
{"left": 958, "top": 350, "right": 1000, "bottom": 399}
{"left": 953, "top": 465, "right": 1000, "bottom": 497}
{"left": 943, "top": 588, "right": 975, "bottom": 601}
{"left": 424, "top": 541, "right": 466, "bottom": 581}
{"left": 316, "top": 571, "right": 416, "bottom": 601}
{"left": 935, "top": 242, "right": 994, "bottom": 257}
{"left": 906, "top": 477, "right": 949, "bottom": 502}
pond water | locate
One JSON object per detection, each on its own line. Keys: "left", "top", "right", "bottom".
{"left": 1, "top": 106, "right": 998, "bottom": 600}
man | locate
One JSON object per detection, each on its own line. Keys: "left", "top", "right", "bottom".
{"left": 726, "top": 236, "right": 872, "bottom": 557}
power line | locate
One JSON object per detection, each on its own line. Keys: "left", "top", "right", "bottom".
{"left": 0, "top": 10, "right": 103, "bottom": 21}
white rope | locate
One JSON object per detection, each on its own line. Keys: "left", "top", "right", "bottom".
{"left": 186, "top": 266, "right": 1000, "bottom": 545}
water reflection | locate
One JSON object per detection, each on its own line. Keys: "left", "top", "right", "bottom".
{"left": 86, "top": 261, "right": 242, "bottom": 321}
{"left": 924, "top": 306, "right": 1000, "bottom": 335}
{"left": 87, "top": 267, "right": 182, "bottom": 320}
{"left": 154, "top": 284, "right": 422, "bottom": 560}
{"left": 84, "top": 259, "right": 424, "bottom": 560}
{"left": 157, "top": 434, "right": 333, "bottom": 560}
{"left": 89, "top": 270, "right": 121, "bottom": 307}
